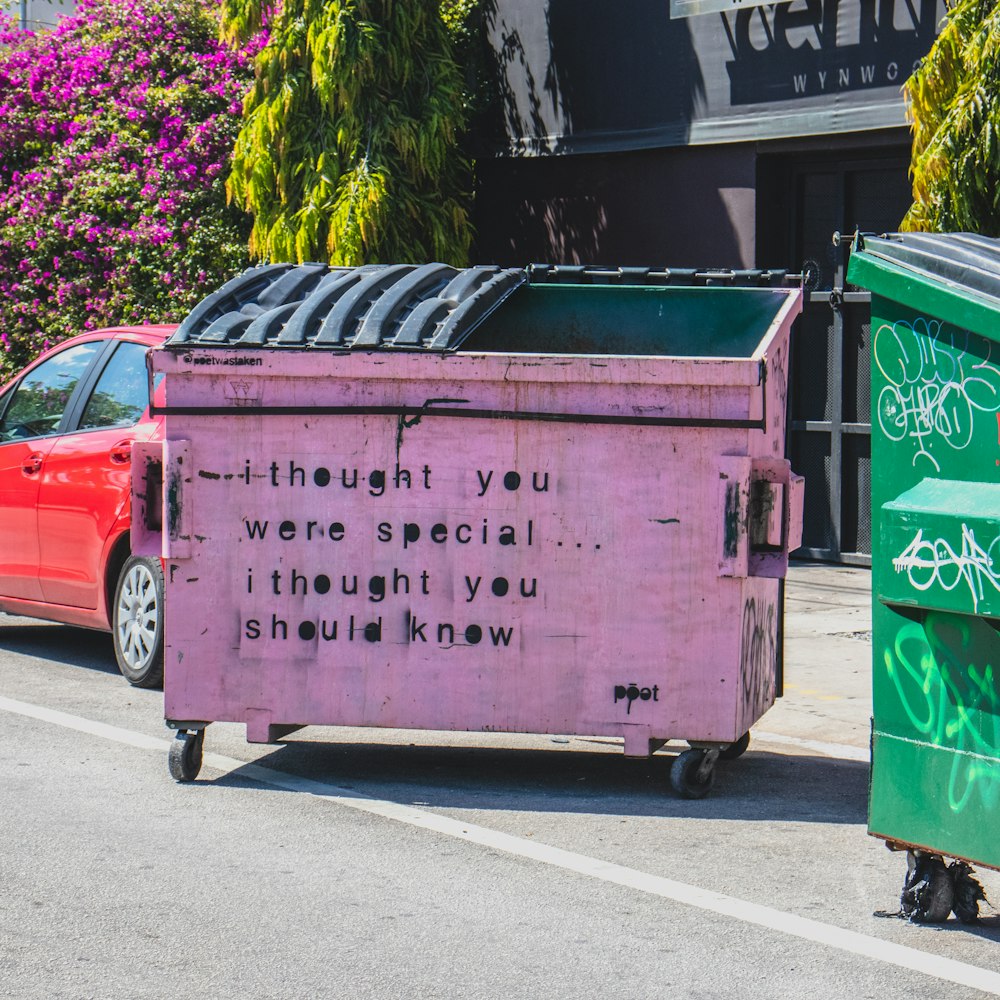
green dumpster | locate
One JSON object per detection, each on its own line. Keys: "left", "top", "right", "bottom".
{"left": 848, "top": 232, "right": 1000, "bottom": 919}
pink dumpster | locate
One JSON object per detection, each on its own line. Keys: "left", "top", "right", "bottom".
{"left": 134, "top": 263, "right": 804, "bottom": 796}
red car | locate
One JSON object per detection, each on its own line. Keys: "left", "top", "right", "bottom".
{"left": 0, "top": 325, "right": 176, "bottom": 687}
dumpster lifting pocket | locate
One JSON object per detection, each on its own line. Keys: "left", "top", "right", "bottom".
{"left": 163, "top": 439, "right": 193, "bottom": 560}
{"left": 717, "top": 455, "right": 803, "bottom": 579}
{"left": 132, "top": 439, "right": 194, "bottom": 559}
{"left": 131, "top": 440, "right": 164, "bottom": 559}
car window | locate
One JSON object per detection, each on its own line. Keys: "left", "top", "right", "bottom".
{"left": 0, "top": 341, "right": 104, "bottom": 443}
{"left": 79, "top": 341, "right": 150, "bottom": 431}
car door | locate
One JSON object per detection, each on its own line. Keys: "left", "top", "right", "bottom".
{"left": 0, "top": 339, "right": 108, "bottom": 601}
{"left": 37, "top": 338, "right": 161, "bottom": 609}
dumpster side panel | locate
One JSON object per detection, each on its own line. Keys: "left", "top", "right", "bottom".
{"left": 869, "top": 293, "right": 1000, "bottom": 870}
{"left": 869, "top": 733, "right": 1000, "bottom": 868}
{"left": 161, "top": 408, "right": 751, "bottom": 744}
{"left": 156, "top": 352, "right": 762, "bottom": 417}
{"left": 156, "top": 342, "right": 791, "bottom": 747}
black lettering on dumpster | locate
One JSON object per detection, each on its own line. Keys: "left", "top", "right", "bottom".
{"left": 239, "top": 460, "right": 441, "bottom": 492}
{"left": 424, "top": 619, "right": 515, "bottom": 647}
{"left": 234, "top": 460, "right": 585, "bottom": 658}
{"left": 368, "top": 470, "right": 386, "bottom": 496}
{"left": 409, "top": 613, "right": 428, "bottom": 643}
{"left": 614, "top": 683, "right": 660, "bottom": 714}
{"left": 245, "top": 519, "right": 269, "bottom": 539}
{"left": 490, "top": 626, "right": 514, "bottom": 647}
{"left": 246, "top": 518, "right": 348, "bottom": 542}
{"left": 476, "top": 468, "right": 551, "bottom": 495}
{"left": 241, "top": 615, "right": 384, "bottom": 643}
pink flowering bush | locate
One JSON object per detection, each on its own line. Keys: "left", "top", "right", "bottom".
{"left": 0, "top": 0, "right": 256, "bottom": 379}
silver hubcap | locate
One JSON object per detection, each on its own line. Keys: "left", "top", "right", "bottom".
{"left": 116, "top": 564, "right": 158, "bottom": 670}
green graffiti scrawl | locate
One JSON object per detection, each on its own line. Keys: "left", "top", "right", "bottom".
{"left": 885, "top": 614, "right": 1000, "bottom": 813}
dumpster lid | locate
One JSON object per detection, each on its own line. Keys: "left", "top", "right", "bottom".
{"left": 853, "top": 232, "right": 1000, "bottom": 300}
{"left": 526, "top": 264, "right": 795, "bottom": 287}
{"left": 849, "top": 232, "right": 1000, "bottom": 341}
{"left": 167, "top": 263, "right": 526, "bottom": 352}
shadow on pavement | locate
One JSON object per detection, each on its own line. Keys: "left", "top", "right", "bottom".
{"left": 209, "top": 737, "right": 870, "bottom": 826}
{"left": 2, "top": 614, "right": 868, "bottom": 826}
{"left": 0, "top": 619, "right": 120, "bottom": 678}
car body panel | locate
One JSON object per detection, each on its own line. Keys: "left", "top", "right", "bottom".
{"left": 0, "top": 437, "right": 54, "bottom": 600}
{"left": 0, "top": 326, "right": 175, "bottom": 629}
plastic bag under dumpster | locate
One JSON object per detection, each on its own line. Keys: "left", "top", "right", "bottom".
{"left": 133, "top": 262, "right": 804, "bottom": 796}
{"left": 848, "top": 233, "right": 1000, "bottom": 908}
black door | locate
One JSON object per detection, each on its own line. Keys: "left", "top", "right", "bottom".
{"left": 758, "top": 147, "right": 915, "bottom": 564}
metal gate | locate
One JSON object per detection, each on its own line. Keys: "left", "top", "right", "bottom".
{"left": 789, "top": 249, "right": 873, "bottom": 565}
{"left": 782, "top": 153, "right": 914, "bottom": 565}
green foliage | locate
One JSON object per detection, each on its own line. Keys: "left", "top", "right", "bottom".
{"left": 224, "top": 1, "right": 475, "bottom": 266}
{"left": 902, "top": 0, "right": 1000, "bottom": 233}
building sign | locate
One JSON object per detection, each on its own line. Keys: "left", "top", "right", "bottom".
{"left": 724, "top": 0, "right": 941, "bottom": 106}
{"left": 670, "top": 0, "right": 791, "bottom": 19}
{"left": 487, "top": 0, "right": 946, "bottom": 151}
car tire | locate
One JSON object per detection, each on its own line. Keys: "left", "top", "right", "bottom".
{"left": 112, "top": 556, "right": 164, "bottom": 688}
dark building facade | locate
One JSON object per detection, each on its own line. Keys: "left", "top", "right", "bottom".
{"left": 473, "top": 0, "right": 946, "bottom": 563}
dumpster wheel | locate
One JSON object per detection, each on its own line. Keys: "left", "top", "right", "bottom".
{"left": 670, "top": 748, "right": 718, "bottom": 799}
{"left": 718, "top": 731, "right": 751, "bottom": 761}
{"left": 168, "top": 729, "right": 205, "bottom": 782}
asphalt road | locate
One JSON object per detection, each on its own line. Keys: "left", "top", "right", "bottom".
{"left": 2, "top": 564, "right": 999, "bottom": 999}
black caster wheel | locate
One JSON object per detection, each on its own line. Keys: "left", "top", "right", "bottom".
{"left": 719, "top": 731, "right": 751, "bottom": 761}
{"left": 670, "top": 748, "right": 716, "bottom": 799}
{"left": 168, "top": 729, "right": 204, "bottom": 782}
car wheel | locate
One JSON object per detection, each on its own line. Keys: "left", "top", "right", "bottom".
{"left": 113, "top": 556, "right": 164, "bottom": 688}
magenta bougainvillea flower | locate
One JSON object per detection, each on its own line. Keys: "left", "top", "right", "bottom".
{"left": 0, "top": 0, "right": 259, "bottom": 378}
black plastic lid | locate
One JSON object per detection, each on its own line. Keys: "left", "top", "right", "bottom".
{"left": 167, "top": 263, "right": 525, "bottom": 351}
{"left": 527, "top": 264, "right": 791, "bottom": 286}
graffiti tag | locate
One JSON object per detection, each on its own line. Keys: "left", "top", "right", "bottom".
{"left": 740, "top": 596, "right": 776, "bottom": 714}
{"left": 873, "top": 318, "right": 1000, "bottom": 471}
{"left": 893, "top": 525, "right": 1000, "bottom": 613}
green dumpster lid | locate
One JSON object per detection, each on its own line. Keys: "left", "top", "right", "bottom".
{"left": 848, "top": 232, "right": 1000, "bottom": 342}
{"left": 167, "top": 263, "right": 526, "bottom": 352}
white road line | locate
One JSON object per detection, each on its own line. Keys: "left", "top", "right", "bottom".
{"left": 2, "top": 693, "right": 997, "bottom": 997}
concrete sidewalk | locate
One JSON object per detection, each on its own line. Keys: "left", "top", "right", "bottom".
{"left": 758, "top": 560, "right": 873, "bottom": 755}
